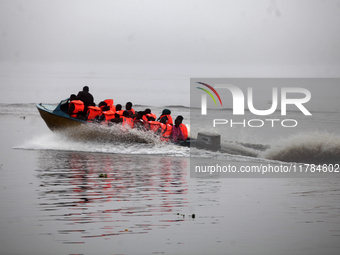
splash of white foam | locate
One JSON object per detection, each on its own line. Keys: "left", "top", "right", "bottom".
{"left": 16, "top": 132, "right": 189, "bottom": 157}
{"left": 262, "top": 131, "right": 340, "bottom": 164}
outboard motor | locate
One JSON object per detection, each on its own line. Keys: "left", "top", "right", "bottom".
{"left": 196, "top": 132, "right": 221, "bottom": 151}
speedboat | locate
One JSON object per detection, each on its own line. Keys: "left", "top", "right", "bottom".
{"left": 36, "top": 99, "right": 194, "bottom": 146}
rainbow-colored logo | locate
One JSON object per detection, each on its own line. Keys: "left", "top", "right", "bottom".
{"left": 196, "top": 82, "right": 223, "bottom": 106}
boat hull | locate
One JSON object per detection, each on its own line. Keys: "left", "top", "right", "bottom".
{"left": 36, "top": 100, "right": 87, "bottom": 132}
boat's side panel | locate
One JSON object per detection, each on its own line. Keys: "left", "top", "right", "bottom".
{"left": 37, "top": 103, "right": 86, "bottom": 131}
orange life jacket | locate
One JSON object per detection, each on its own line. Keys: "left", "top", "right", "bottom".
{"left": 148, "top": 121, "right": 160, "bottom": 132}
{"left": 116, "top": 110, "right": 124, "bottom": 116}
{"left": 87, "top": 106, "right": 102, "bottom": 120}
{"left": 104, "top": 99, "right": 116, "bottom": 112}
{"left": 159, "top": 114, "right": 173, "bottom": 125}
{"left": 127, "top": 108, "right": 135, "bottom": 116}
{"left": 159, "top": 123, "right": 173, "bottom": 142}
{"left": 122, "top": 117, "right": 134, "bottom": 129}
{"left": 102, "top": 110, "right": 116, "bottom": 122}
{"left": 143, "top": 113, "right": 157, "bottom": 121}
{"left": 70, "top": 100, "right": 85, "bottom": 118}
{"left": 179, "top": 123, "right": 188, "bottom": 140}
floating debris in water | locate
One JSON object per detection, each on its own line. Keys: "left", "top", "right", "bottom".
{"left": 177, "top": 213, "right": 195, "bottom": 219}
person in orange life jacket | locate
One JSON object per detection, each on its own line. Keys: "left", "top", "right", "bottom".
{"left": 171, "top": 116, "right": 185, "bottom": 142}
{"left": 157, "top": 109, "right": 173, "bottom": 125}
{"left": 86, "top": 106, "right": 102, "bottom": 121}
{"left": 158, "top": 117, "right": 173, "bottom": 142}
{"left": 133, "top": 111, "right": 143, "bottom": 129}
{"left": 68, "top": 95, "right": 85, "bottom": 118}
{"left": 147, "top": 116, "right": 161, "bottom": 132}
{"left": 125, "top": 102, "right": 135, "bottom": 117}
{"left": 133, "top": 111, "right": 149, "bottom": 130}
{"left": 121, "top": 110, "right": 134, "bottom": 129}
{"left": 104, "top": 99, "right": 116, "bottom": 112}
{"left": 98, "top": 101, "right": 107, "bottom": 110}
{"left": 76, "top": 86, "right": 94, "bottom": 114}
{"left": 94, "top": 103, "right": 107, "bottom": 123}
{"left": 60, "top": 94, "right": 76, "bottom": 113}
{"left": 115, "top": 104, "right": 124, "bottom": 117}
{"left": 103, "top": 105, "right": 123, "bottom": 125}
{"left": 69, "top": 94, "right": 77, "bottom": 101}
{"left": 109, "top": 109, "right": 123, "bottom": 124}
{"left": 85, "top": 99, "right": 102, "bottom": 122}
{"left": 98, "top": 106, "right": 115, "bottom": 125}
{"left": 142, "top": 108, "right": 157, "bottom": 122}
{"left": 175, "top": 115, "right": 188, "bottom": 140}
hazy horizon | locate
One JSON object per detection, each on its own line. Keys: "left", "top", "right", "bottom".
{"left": 1, "top": 0, "right": 340, "bottom": 71}
{"left": 1, "top": 0, "right": 340, "bottom": 104}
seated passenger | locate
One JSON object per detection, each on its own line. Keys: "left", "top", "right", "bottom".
{"left": 98, "top": 101, "right": 107, "bottom": 110}
{"left": 69, "top": 94, "right": 77, "bottom": 103}
{"left": 176, "top": 115, "right": 188, "bottom": 140}
{"left": 101, "top": 106, "right": 116, "bottom": 124}
{"left": 147, "top": 116, "right": 161, "bottom": 132}
{"left": 133, "top": 111, "right": 148, "bottom": 130}
{"left": 121, "top": 110, "right": 134, "bottom": 129}
{"left": 142, "top": 108, "right": 157, "bottom": 122}
{"left": 158, "top": 117, "right": 173, "bottom": 142}
{"left": 61, "top": 94, "right": 77, "bottom": 112}
{"left": 104, "top": 99, "right": 116, "bottom": 112}
{"left": 125, "top": 102, "right": 135, "bottom": 117}
{"left": 157, "top": 109, "right": 173, "bottom": 125}
{"left": 86, "top": 106, "right": 102, "bottom": 121}
{"left": 171, "top": 116, "right": 185, "bottom": 142}
{"left": 115, "top": 104, "right": 124, "bottom": 117}
{"left": 68, "top": 99, "right": 85, "bottom": 118}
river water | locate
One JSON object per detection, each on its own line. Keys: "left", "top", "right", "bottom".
{"left": 1, "top": 63, "right": 340, "bottom": 254}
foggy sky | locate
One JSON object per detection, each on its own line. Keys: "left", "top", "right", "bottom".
{"left": 1, "top": 0, "right": 340, "bottom": 68}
